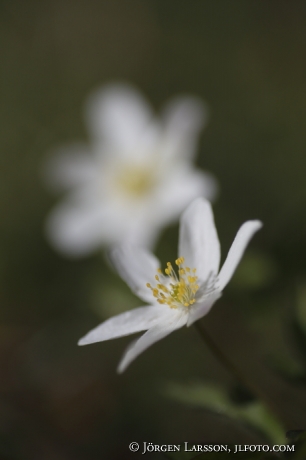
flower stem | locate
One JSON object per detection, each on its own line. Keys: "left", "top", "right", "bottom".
{"left": 194, "top": 321, "right": 283, "bottom": 423}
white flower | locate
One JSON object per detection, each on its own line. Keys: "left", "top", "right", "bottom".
{"left": 44, "top": 83, "right": 217, "bottom": 256}
{"left": 78, "top": 198, "right": 262, "bottom": 373}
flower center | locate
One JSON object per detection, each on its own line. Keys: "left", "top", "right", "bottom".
{"left": 116, "top": 164, "right": 156, "bottom": 197}
{"left": 146, "top": 257, "right": 199, "bottom": 309}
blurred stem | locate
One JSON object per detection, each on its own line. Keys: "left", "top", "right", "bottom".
{"left": 195, "top": 321, "right": 283, "bottom": 424}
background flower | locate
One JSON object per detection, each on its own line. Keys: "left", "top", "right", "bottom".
{"left": 44, "top": 83, "right": 217, "bottom": 256}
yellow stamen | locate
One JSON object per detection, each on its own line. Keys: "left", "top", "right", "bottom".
{"left": 146, "top": 256, "right": 200, "bottom": 310}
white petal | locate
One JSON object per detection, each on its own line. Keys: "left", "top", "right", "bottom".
{"left": 162, "top": 96, "right": 208, "bottom": 162}
{"left": 164, "top": 97, "right": 207, "bottom": 134}
{"left": 121, "top": 219, "right": 161, "bottom": 250}
{"left": 178, "top": 198, "right": 220, "bottom": 283}
{"left": 217, "top": 220, "right": 263, "bottom": 291}
{"left": 85, "top": 83, "right": 154, "bottom": 152}
{"left": 187, "top": 291, "right": 222, "bottom": 326}
{"left": 78, "top": 305, "right": 165, "bottom": 345}
{"left": 117, "top": 311, "right": 187, "bottom": 373}
{"left": 155, "top": 167, "right": 218, "bottom": 226}
{"left": 110, "top": 246, "right": 161, "bottom": 303}
{"left": 43, "top": 144, "right": 96, "bottom": 192}
{"left": 45, "top": 192, "right": 114, "bottom": 256}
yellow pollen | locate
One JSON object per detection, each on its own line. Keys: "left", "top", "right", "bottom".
{"left": 175, "top": 257, "right": 185, "bottom": 266}
{"left": 146, "top": 256, "right": 199, "bottom": 310}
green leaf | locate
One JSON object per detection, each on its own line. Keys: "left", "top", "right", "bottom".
{"left": 238, "top": 403, "right": 285, "bottom": 446}
{"left": 164, "top": 382, "right": 285, "bottom": 445}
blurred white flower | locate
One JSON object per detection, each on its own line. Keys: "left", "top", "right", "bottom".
{"left": 78, "top": 198, "right": 262, "bottom": 373}
{"left": 44, "top": 83, "right": 217, "bottom": 256}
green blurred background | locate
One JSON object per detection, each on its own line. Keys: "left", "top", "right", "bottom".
{"left": 1, "top": 1, "right": 306, "bottom": 458}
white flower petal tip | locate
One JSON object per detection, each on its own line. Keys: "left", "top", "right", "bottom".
{"left": 179, "top": 197, "right": 220, "bottom": 283}
{"left": 85, "top": 83, "right": 153, "bottom": 149}
{"left": 78, "top": 305, "right": 167, "bottom": 347}
{"left": 217, "top": 220, "right": 263, "bottom": 291}
{"left": 78, "top": 336, "right": 90, "bottom": 346}
{"left": 44, "top": 83, "right": 216, "bottom": 257}
{"left": 163, "top": 96, "right": 209, "bottom": 134}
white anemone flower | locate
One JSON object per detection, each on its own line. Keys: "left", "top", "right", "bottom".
{"left": 44, "top": 83, "right": 217, "bottom": 256}
{"left": 78, "top": 198, "right": 262, "bottom": 373}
